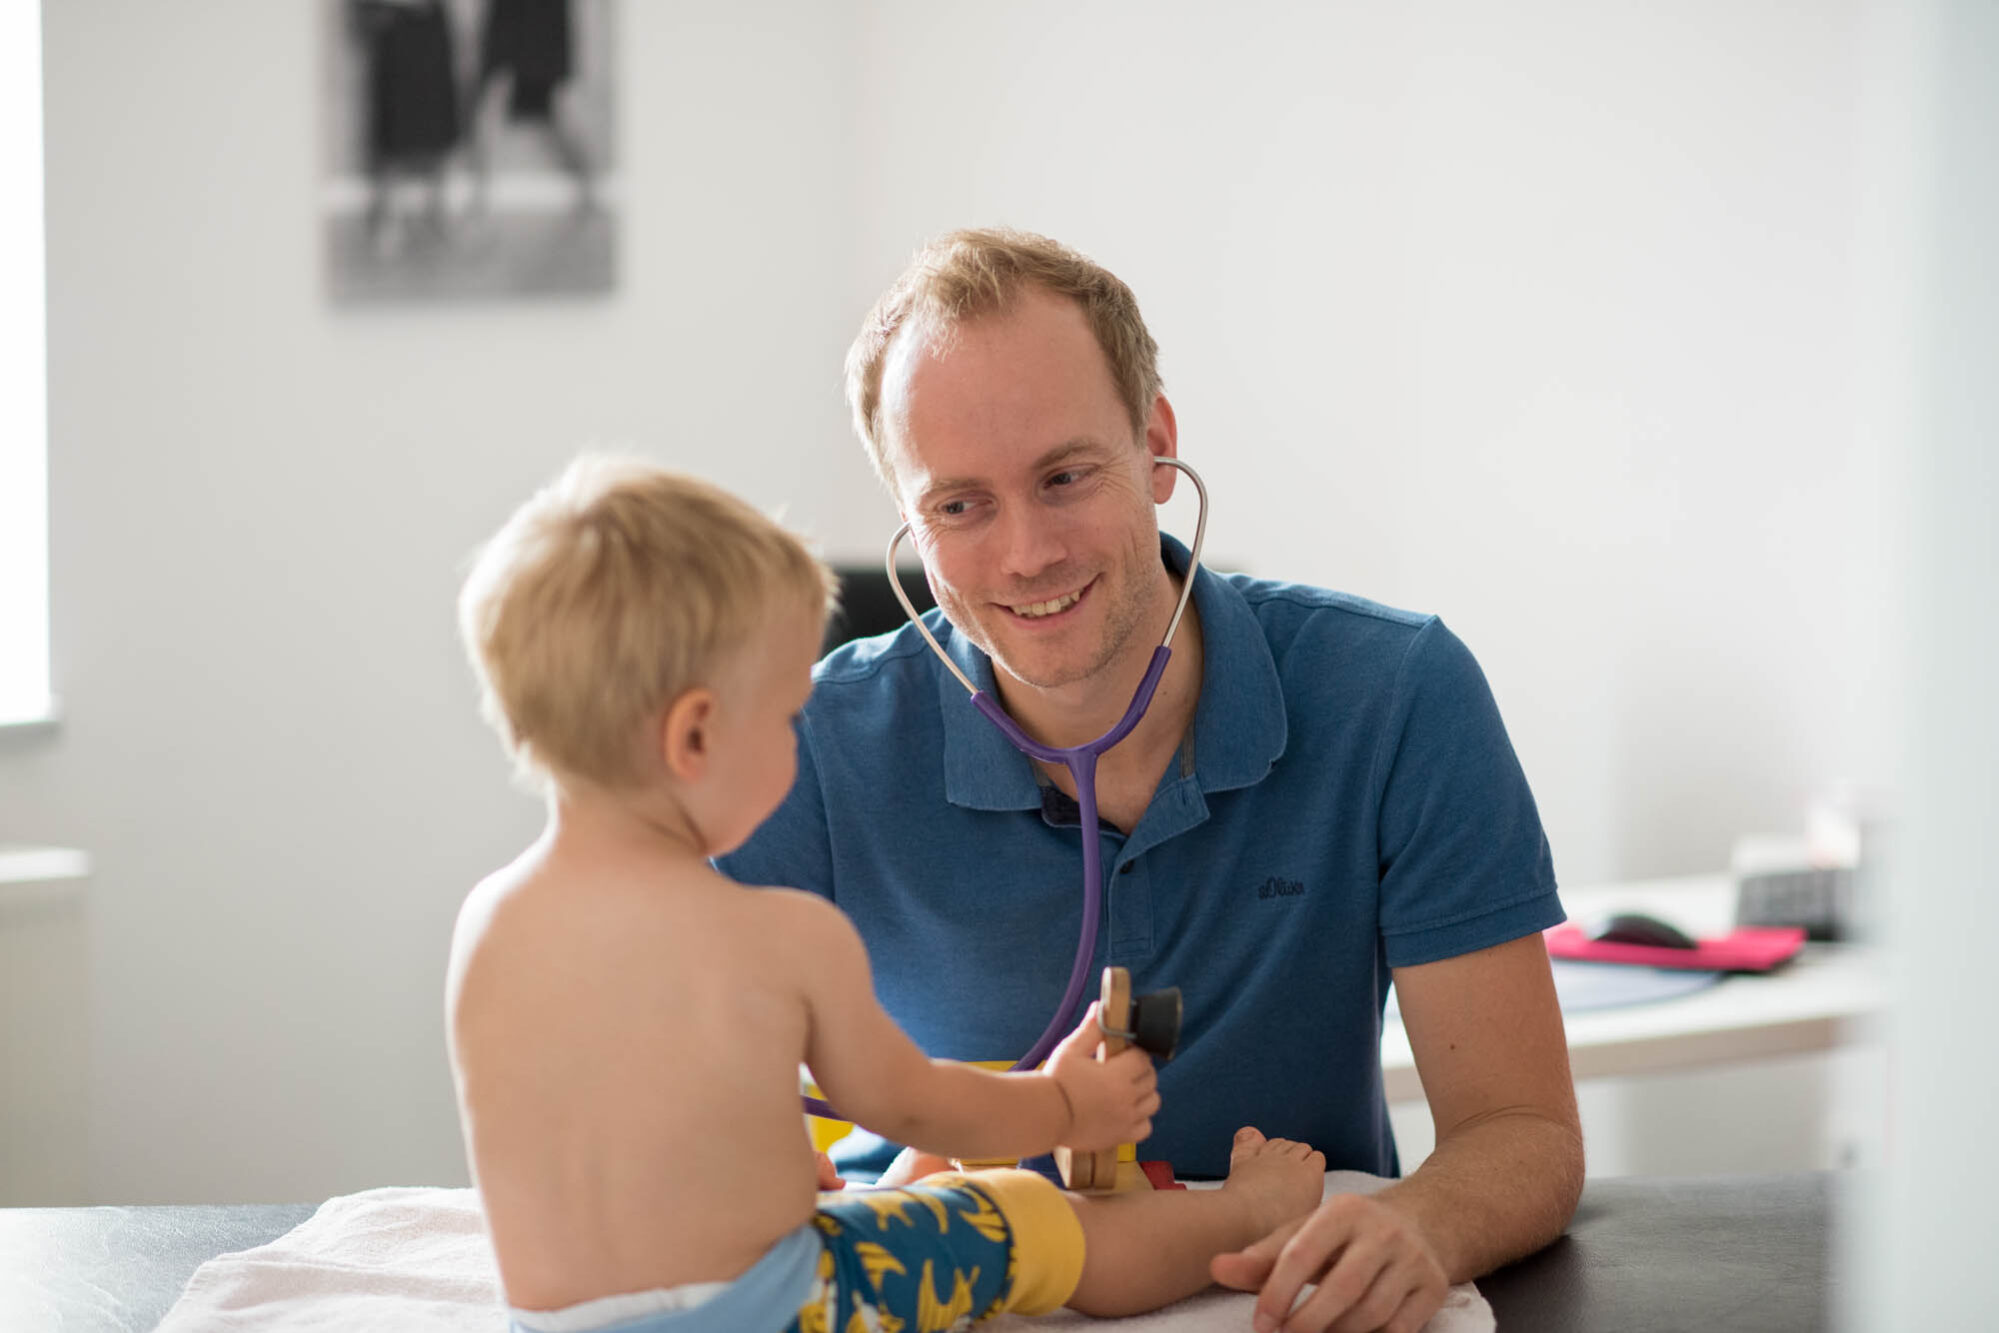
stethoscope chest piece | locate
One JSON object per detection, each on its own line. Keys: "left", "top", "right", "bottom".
{"left": 1114, "top": 984, "right": 1183, "bottom": 1061}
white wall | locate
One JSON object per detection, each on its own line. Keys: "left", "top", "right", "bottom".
{"left": 0, "top": 1, "right": 1902, "bottom": 1203}
{"left": 853, "top": 0, "right": 1900, "bottom": 882}
{"left": 0, "top": 0, "right": 873, "bottom": 1204}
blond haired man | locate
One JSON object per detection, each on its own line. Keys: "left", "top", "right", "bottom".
{"left": 719, "top": 231, "right": 1585, "bottom": 1333}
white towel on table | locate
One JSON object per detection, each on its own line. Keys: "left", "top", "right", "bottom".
{"left": 157, "top": 1173, "right": 1493, "bottom": 1332}
{"left": 156, "top": 1187, "right": 503, "bottom": 1332}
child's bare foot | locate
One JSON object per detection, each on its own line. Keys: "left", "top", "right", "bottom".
{"left": 1216, "top": 1126, "right": 1325, "bottom": 1245}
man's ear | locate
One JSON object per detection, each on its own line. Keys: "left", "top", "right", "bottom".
{"left": 1145, "top": 394, "right": 1180, "bottom": 504}
{"left": 659, "top": 688, "right": 718, "bottom": 783}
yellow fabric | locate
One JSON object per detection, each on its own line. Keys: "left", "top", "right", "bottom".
{"left": 921, "top": 1170, "right": 1085, "bottom": 1317}
{"left": 801, "top": 1077, "right": 852, "bottom": 1153}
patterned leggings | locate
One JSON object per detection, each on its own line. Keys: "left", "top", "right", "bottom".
{"left": 784, "top": 1170, "right": 1085, "bottom": 1332}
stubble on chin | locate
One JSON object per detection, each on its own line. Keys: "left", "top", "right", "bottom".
{"left": 941, "top": 540, "right": 1166, "bottom": 690}
{"left": 980, "top": 596, "right": 1149, "bottom": 692}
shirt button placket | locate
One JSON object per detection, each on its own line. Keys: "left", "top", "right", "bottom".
{"left": 1109, "top": 857, "right": 1152, "bottom": 957}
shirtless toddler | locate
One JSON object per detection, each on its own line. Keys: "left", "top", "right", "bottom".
{"left": 451, "top": 456, "right": 1326, "bottom": 1332}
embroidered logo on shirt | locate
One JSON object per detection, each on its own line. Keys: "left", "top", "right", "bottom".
{"left": 1257, "top": 876, "right": 1306, "bottom": 900}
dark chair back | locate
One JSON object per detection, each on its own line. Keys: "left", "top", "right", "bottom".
{"left": 822, "top": 566, "right": 937, "bottom": 656}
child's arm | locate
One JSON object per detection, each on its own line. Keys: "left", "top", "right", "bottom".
{"left": 783, "top": 891, "right": 1158, "bottom": 1161}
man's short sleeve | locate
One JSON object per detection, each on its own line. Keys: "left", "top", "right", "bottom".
{"left": 1373, "top": 618, "right": 1562, "bottom": 967}
{"left": 712, "top": 716, "right": 836, "bottom": 900}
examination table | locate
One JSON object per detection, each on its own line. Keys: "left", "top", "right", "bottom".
{"left": 1, "top": 1172, "right": 1836, "bottom": 1331}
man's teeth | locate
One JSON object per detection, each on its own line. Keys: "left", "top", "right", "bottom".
{"left": 1012, "top": 590, "right": 1083, "bottom": 618}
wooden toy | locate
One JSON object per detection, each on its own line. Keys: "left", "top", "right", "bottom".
{"left": 804, "top": 970, "right": 1182, "bottom": 1189}
{"left": 1054, "top": 966, "right": 1181, "bottom": 1194}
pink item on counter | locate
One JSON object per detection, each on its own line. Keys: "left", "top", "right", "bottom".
{"left": 1544, "top": 924, "right": 1807, "bottom": 972}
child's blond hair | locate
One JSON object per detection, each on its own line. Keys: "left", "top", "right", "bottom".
{"left": 458, "top": 456, "right": 837, "bottom": 791}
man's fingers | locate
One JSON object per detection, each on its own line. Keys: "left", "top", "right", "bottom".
{"left": 1210, "top": 1214, "right": 1304, "bottom": 1291}
{"left": 1253, "top": 1201, "right": 1357, "bottom": 1332}
{"left": 1280, "top": 1228, "right": 1388, "bottom": 1332}
{"left": 1210, "top": 1248, "right": 1273, "bottom": 1292}
{"left": 1348, "top": 1272, "right": 1440, "bottom": 1333}
{"left": 1210, "top": 1257, "right": 1263, "bottom": 1291}
{"left": 1330, "top": 1272, "right": 1420, "bottom": 1333}
{"left": 1328, "top": 1269, "right": 1423, "bottom": 1333}
{"left": 1241, "top": 1211, "right": 1306, "bottom": 1261}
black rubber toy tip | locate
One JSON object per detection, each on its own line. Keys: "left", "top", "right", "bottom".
{"left": 1129, "top": 987, "right": 1182, "bottom": 1061}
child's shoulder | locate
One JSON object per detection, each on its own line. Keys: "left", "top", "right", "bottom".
{"left": 452, "top": 854, "right": 531, "bottom": 948}
{"left": 450, "top": 854, "right": 857, "bottom": 994}
{"left": 736, "top": 883, "right": 857, "bottom": 950}
{"left": 449, "top": 850, "right": 660, "bottom": 974}
{"left": 705, "top": 884, "right": 872, "bottom": 987}
{"left": 446, "top": 855, "right": 549, "bottom": 999}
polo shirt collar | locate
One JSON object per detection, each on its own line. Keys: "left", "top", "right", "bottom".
{"left": 938, "top": 619, "right": 1041, "bottom": 811}
{"left": 1174, "top": 534, "right": 1289, "bottom": 793}
{"left": 938, "top": 533, "right": 1288, "bottom": 811}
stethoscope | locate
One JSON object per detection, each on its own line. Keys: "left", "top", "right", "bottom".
{"left": 801, "top": 458, "right": 1208, "bottom": 1122}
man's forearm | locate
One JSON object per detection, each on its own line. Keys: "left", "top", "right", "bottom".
{"left": 1371, "top": 1106, "right": 1584, "bottom": 1282}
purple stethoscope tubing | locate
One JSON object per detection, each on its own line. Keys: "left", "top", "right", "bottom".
{"left": 801, "top": 458, "right": 1208, "bottom": 1123}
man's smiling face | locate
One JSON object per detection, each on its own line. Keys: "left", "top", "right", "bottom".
{"left": 878, "top": 286, "right": 1173, "bottom": 692}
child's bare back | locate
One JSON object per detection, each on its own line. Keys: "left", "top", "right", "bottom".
{"left": 449, "top": 842, "right": 836, "bottom": 1310}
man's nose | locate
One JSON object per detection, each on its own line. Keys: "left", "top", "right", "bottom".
{"left": 994, "top": 502, "right": 1067, "bottom": 581}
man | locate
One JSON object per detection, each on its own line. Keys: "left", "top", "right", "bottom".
{"left": 719, "top": 229, "right": 1582, "bottom": 1332}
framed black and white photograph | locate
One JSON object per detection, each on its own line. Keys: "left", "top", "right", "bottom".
{"left": 320, "top": 0, "right": 615, "bottom": 303}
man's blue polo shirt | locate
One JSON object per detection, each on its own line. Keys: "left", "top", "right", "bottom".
{"left": 717, "top": 536, "right": 1562, "bottom": 1181}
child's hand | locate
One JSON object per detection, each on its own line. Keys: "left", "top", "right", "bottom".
{"left": 1045, "top": 1001, "right": 1161, "bottom": 1151}
{"left": 815, "top": 1151, "right": 846, "bottom": 1191}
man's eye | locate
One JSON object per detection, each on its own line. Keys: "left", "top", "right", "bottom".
{"left": 1048, "top": 470, "right": 1080, "bottom": 487}
{"left": 939, "top": 499, "right": 970, "bottom": 516}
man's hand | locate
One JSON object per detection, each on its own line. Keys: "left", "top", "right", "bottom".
{"left": 1211, "top": 1192, "right": 1448, "bottom": 1333}
{"left": 1044, "top": 1001, "right": 1161, "bottom": 1150}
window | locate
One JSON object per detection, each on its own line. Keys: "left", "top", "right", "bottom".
{"left": 0, "top": 0, "right": 49, "bottom": 726}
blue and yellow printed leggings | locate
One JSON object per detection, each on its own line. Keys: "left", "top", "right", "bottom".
{"left": 786, "top": 1169, "right": 1085, "bottom": 1333}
